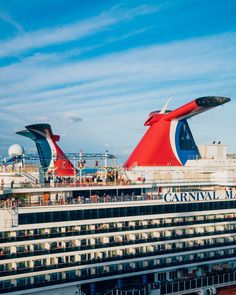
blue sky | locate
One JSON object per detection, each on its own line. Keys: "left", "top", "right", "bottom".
{"left": 0, "top": 0, "right": 236, "bottom": 161}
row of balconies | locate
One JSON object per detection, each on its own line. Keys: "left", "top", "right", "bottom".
{"left": 0, "top": 239, "right": 236, "bottom": 277}
{"left": 1, "top": 264, "right": 236, "bottom": 295}
{"left": 0, "top": 248, "right": 236, "bottom": 294}
{"left": 1, "top": 226, "right": 236, "bottom": 261}
{"left": 1, "top": 213, "right": 236, "bottom": 245}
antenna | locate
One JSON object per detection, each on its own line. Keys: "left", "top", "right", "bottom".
{"left": 160, "top": 94, "right": 174, "bottom": 114}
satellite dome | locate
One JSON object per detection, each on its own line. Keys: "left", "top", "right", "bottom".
{"left": 8, "top": 144, "right": 24, "bottom": 157}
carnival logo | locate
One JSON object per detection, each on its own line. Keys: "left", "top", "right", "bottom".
{"left": 162, "top": 190, "right": 236, "bottom": 202}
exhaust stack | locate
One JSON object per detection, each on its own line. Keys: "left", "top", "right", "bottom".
{"left": 124, "top": 96, "right": 230, "bottom": 169}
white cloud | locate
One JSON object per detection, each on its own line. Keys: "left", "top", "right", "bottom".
{"left": 0, "top": 5, "right": 158, "bottom": 58}
{"left": 0, "top": 32, "right": 235, "bottom": 105}
{"left": 0, "top": 9, "right": 24, "bottom": 34}
{"left": 0, "top": 32, "right": 235, "bottom": 156}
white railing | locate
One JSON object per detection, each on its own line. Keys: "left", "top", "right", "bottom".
{"left": 20, "top": 171, "right": 38, "bottom": 185}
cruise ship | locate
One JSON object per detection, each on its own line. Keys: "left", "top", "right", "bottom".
{"left": 1, "top": 96, "right": 236, "bottom": 295}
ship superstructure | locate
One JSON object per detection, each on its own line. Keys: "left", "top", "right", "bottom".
{"left": 0, "top": 96, "right": 236, "bottom": 295}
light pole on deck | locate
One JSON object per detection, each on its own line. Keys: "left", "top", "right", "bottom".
{"left": 73, "top": 155, "right": 76, "bottom": 184}
{"left": 114, "top": 167, "right": 117, "bottom": 185}
{"left": 104, "top": 150, "right": 109, "bottom": 182}
{"left": 79, "top": 150, "right": 84, "bottom": 184}
{"left": 79, "top": 168, "right": 82, "bottom": 183}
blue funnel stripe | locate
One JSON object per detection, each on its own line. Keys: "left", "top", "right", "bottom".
{"left": 17, "top": 127, "right": 52, "bottom": 170}
{"left": 35, "top": 140, "right": 52, "bottom": 170}
{"left": 175, "top": 119, "right": 200, "bottom": 165}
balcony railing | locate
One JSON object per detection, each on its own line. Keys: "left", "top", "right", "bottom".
{"left": 1, "top": 227, "right": 236, "bottom": 261}
{"left": 0, "top": 240, "right": 236, "bottom": 277}
{"left": 158, "top": 269, "right": 236, "bottom": 294}
{"left": 1, "top": 259, "right": 236, "bottom": 294}
{"left": 1, "top": 215, "right": 235, "bottom": 244}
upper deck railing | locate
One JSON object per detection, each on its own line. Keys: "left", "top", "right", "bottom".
{"left": 2, "top": 176, "right": 236, "bottom": 191}
{"left": 0, "top": 193, "right": 161, "bottom": 209}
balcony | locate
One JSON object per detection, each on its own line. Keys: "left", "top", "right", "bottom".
{"left": 1, "top": 215, "right": 236, "bottom": 244}
{"left": 1, "top": 260, "right": 236, "bottom": 294}
{"left": 0, "top": 240, "right": 236, "bottom": 277}
{"left": 1, "top": 227, "right": 236, "bottom": 261}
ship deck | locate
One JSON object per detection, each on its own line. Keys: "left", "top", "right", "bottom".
{"left": 1, "top": 178, "right": 236, "bottom": 195}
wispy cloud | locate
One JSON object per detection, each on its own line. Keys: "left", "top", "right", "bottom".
{"left": 0, "top": 32, "right": 235, "bottom": 105}
{"left": 64, "top": 112, "right": 83, "bottom": 123}
{"left": 105, "top": 27, "right": 153, "bottom": 44}
{"left": 0, "top": 9, "right": 24, "bottom": 34}
{"left": 0, "top": 4, "right": 235, "bottom": 156}
{"left": 0, "top": 5, "right": 158, "bottom": 58}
